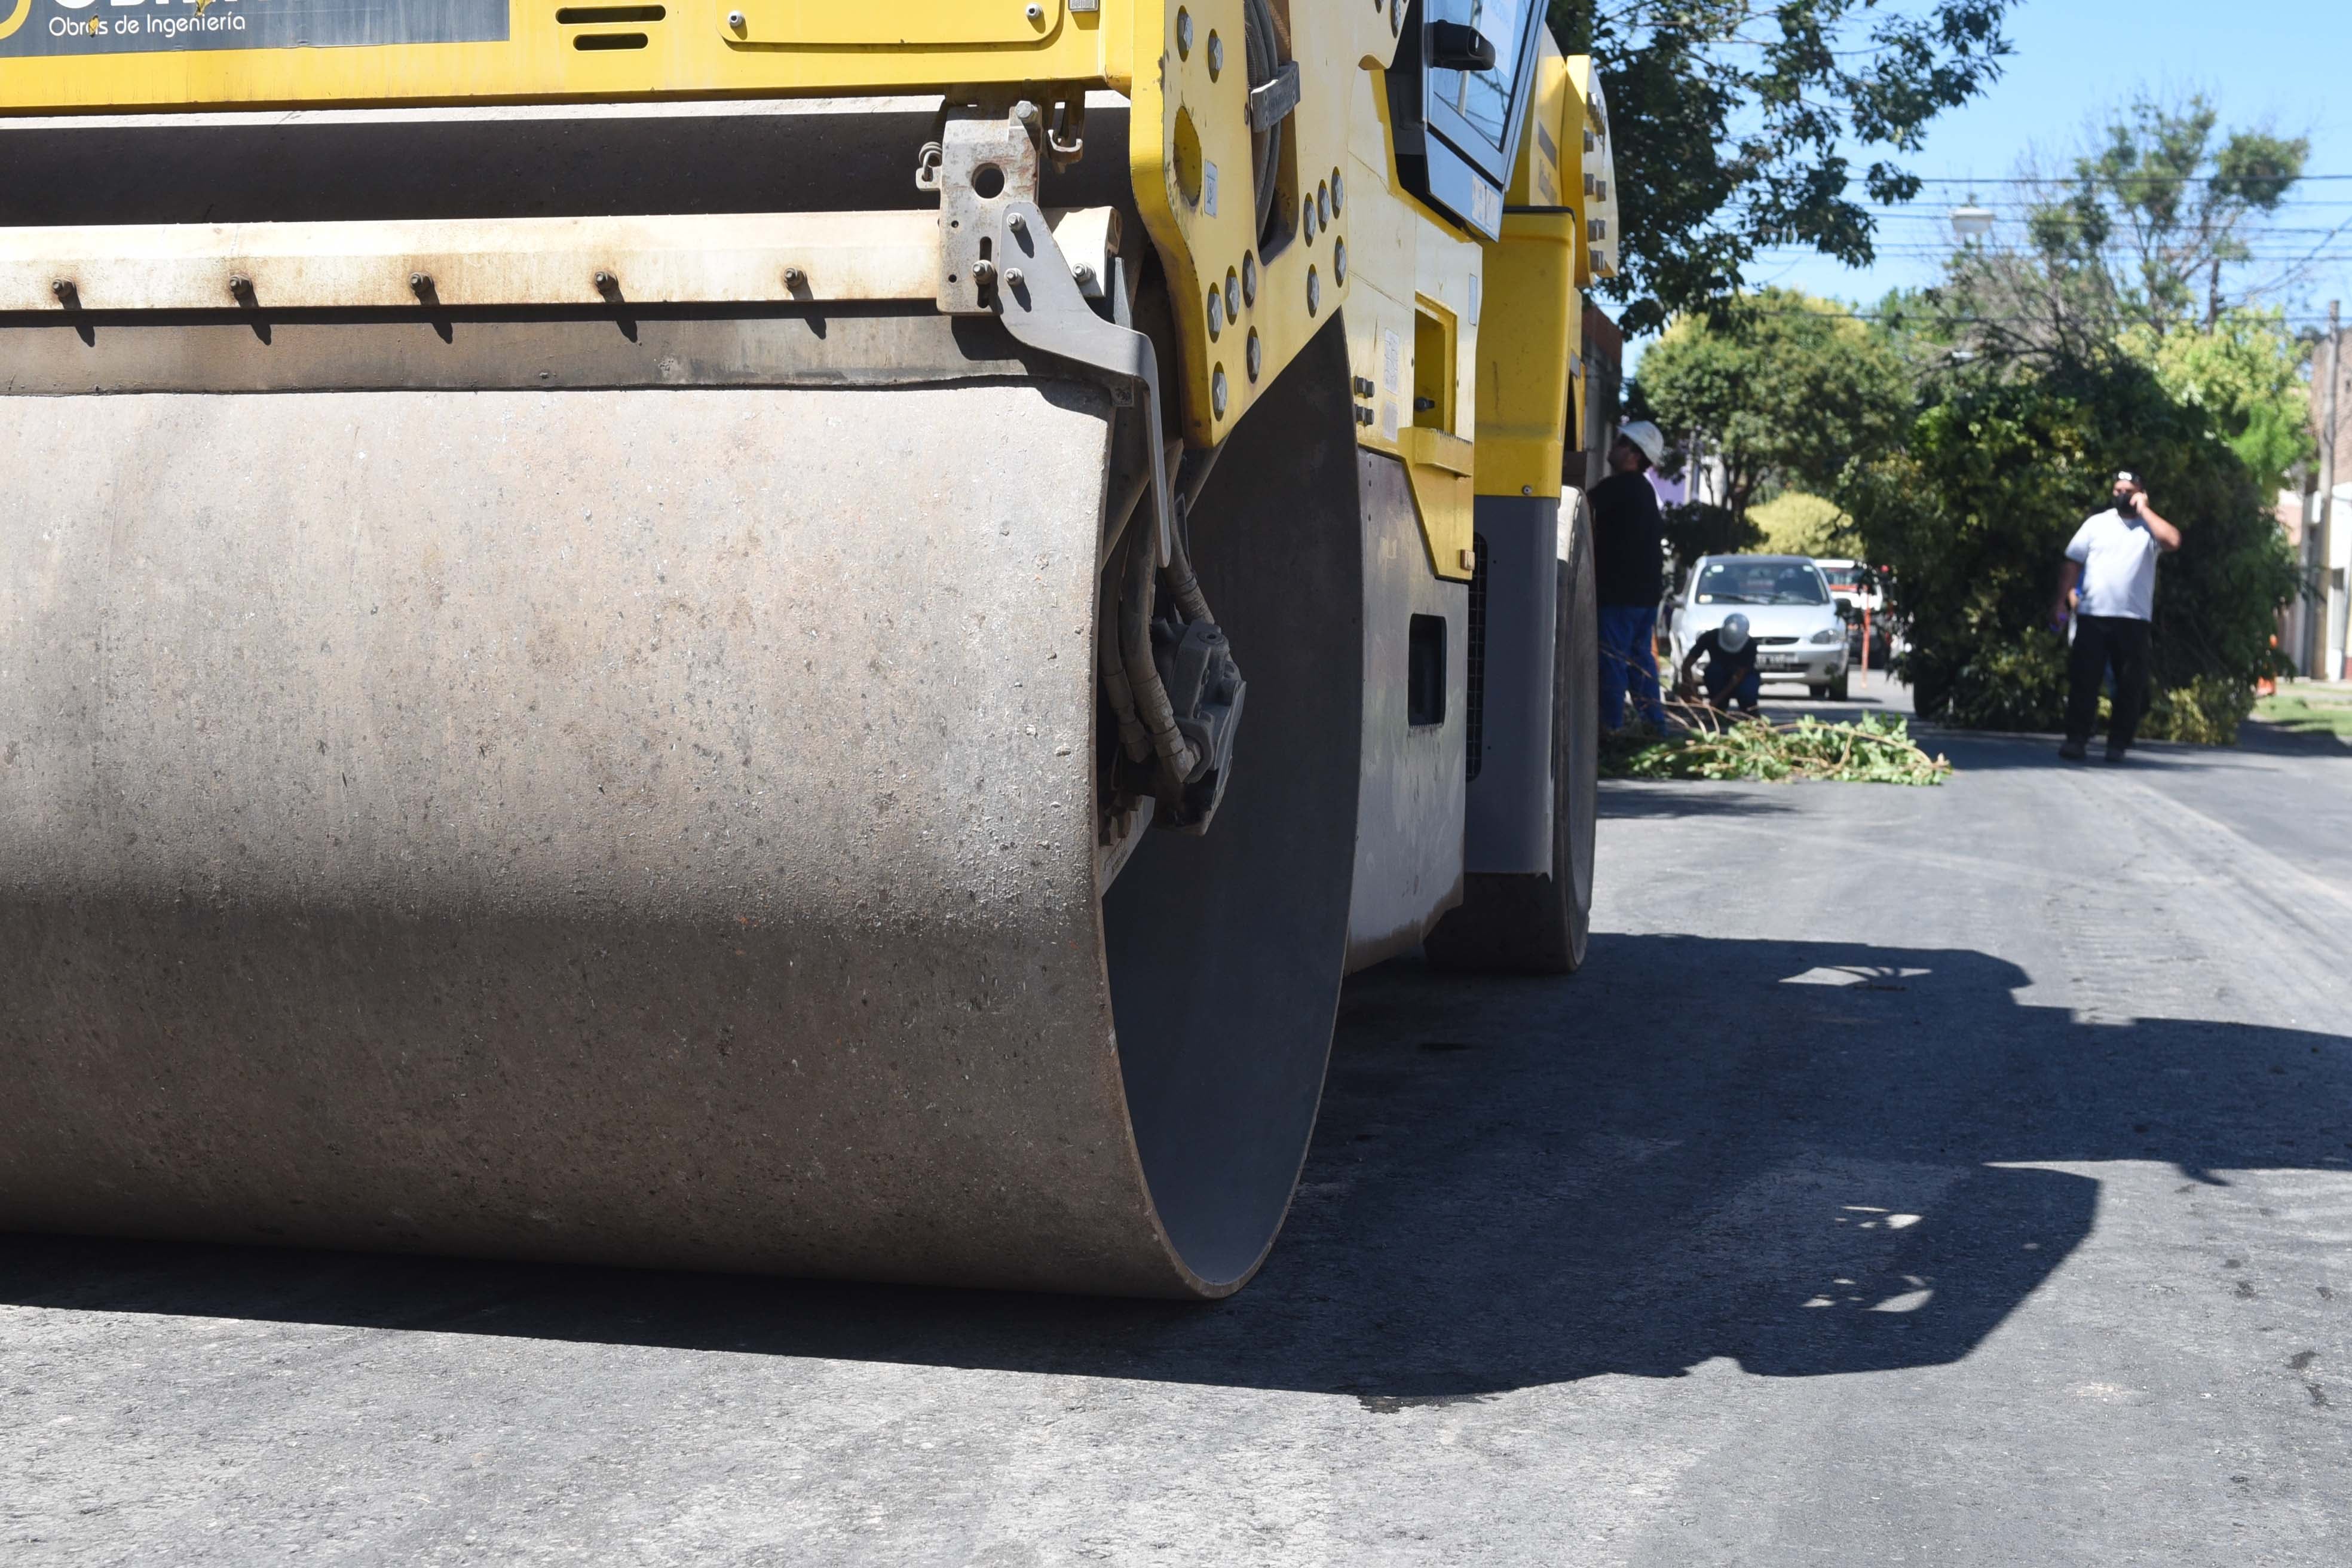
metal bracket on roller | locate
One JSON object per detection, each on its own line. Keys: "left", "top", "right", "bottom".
{"left": 989, "top": 195, "right": 1176, "bottom": 570}
{"left": 994, "top": 189, "right": 1250, "bottom": 828}
{"left": 936, "top": 106, "right": 1173, "bottom": 570}
{"left": 932, "top": 108, "right": 1043, "bottom": 317}
{"left": 929, "top": 107, "right": 1245, "bottom": 833}
{"left": 991, "top": 196, "right": 1259, "bottom": 813}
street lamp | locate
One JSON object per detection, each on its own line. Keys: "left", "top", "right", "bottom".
{"left": 1949, "top": 195, "right": 1995, "bottom": 243}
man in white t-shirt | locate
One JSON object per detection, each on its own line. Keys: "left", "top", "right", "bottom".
{"left": 2053, "top": 470, "right": 2180, "bottom": 762}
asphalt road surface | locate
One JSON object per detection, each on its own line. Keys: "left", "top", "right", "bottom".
{"left": 6, "top": 713, "right": 2348, "bottom": 1565}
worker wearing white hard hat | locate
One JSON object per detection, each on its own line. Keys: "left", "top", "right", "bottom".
{"left": 1678, "top": 611, "right": 1762, "bottom": 715}
{"left": 1591, "top": 419, "right": 1672, "bottom": 730}
{"left": 1616, "top": 419, "right": 1666, "bottom": 469}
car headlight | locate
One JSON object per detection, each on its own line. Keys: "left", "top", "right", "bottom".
{"left": 1808, "top": 627, "right": 1842, "bottom": 645}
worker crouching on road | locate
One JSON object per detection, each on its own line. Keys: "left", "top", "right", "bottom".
{"left": 1592, "top": 419, "right": 1671, "bottom": 730}
{"left": 2054, "top": 470, "right": 2180, "bottom": 764}
{"left": 1680, "top": 612, "right": 1762, "bottom": 715}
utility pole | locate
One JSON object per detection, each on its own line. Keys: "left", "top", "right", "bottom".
{"left": 2323, "top": 301, "right": 2344, "bottom": 682}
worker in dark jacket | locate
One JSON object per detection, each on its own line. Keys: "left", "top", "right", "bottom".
{"left": 1679, "top": 613, "right": 1763, "bottom": 714}
{"left": 1591, "top": 419, "right": 1669, "bottom": 730}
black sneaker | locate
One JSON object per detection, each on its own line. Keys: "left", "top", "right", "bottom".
{"left": 2103, "top": 745, "right": 2127, "bottom": 764}
{"left": 2057, "top": 739, "right": 2087, "bottom": 761}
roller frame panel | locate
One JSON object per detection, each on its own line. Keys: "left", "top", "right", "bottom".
{"left": 1343, "top": 449, "right": 1467, "bottom": 973}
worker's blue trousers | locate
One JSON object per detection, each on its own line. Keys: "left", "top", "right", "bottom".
{"left": 1707, "top": 670, "right": 1763, "bottom": 712}
{"left": 1597, "top": 605, "right": 1667, "bottom": 730}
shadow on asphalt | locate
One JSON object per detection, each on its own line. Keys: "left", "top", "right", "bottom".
{"left": 1917, "top": 730, "right": 2276, "bottom": 774}
{"left": 1597, "top": 786, "right": 1799, "bottom": 820}
{"left": 2235, "top": 719, "right": 2352, "bottom": 760}
{"left": 1904, "top": 721, "right": 2352, "bottom": 774}
{"left": 3, "top": 938, "right": 2345, "bottom": 1403}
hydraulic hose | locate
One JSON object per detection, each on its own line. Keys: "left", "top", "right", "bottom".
{"left": 1100, "top": 561, "right": 1151, "bottom": 764}
{"left": 1163, "top": 443, "right": 1226, "bottom": 627}
{"left": 1245, "top": 0, "right": 1282, "bottom": 244}
{"left": 1162, "top": 503, "right": 1215, "bottom": 627}
{"left": 1121, "top": 521, "right": 1200, "bottom": 795}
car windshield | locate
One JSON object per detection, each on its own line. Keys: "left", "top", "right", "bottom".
{"left": 1820, "top": 566, "right": 1861, "bottom": 589}
{"left": 1693, "top": 561, "right": 1829, "bottom": 607}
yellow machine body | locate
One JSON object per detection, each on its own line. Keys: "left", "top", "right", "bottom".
{"left": 0, "top": 0, "right": 1618, "bottom": 574}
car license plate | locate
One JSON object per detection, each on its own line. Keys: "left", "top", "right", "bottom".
{"left": 1757, "top": 653, "right": 1797, "bottom": 669}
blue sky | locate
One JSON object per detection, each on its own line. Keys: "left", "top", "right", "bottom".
{"left": 1626, "top": 0, "right": 2352, "bottom": 362}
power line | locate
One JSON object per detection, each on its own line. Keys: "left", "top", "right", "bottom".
{"left": 1842, "top": 215, "right": 2352, "bottom": 234}
{"left": 1748, "top": 245, "right": 2352, "bottom": 262}
{"left": 1721, "top": 200, "right": 2352, "bottom": 216}
{"left": 1750, "top": 246, "right": 2352, "bottom": 256}
{"left": 1897, "top": 173, "right": 2352, "bottom": 185}
{"left": 1686, "top": 303, "right": 2346, "bottom": 326}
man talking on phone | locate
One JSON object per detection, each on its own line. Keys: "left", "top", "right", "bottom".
{"left": 2054, "top": 470, "right": 2180, "bottom": 763}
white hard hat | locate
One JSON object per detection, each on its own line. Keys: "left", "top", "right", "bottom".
{"left": 1717, "top": 612, "right": 1751, "bottom": 653}
{"left": 1617, "top": 420, "right": 1665, "bottom": 468}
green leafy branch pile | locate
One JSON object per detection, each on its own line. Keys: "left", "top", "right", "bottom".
{"left": 1603, "top": 713, "right": 1952, "bottom": 786}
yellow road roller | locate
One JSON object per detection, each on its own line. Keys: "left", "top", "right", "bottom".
{"left": 0, "top": 1, "right": 1621, "bottom": 1297}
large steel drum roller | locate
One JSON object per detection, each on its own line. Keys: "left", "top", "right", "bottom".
{"left": 0, "top": 326, "right": 1365, "bottom": 1298}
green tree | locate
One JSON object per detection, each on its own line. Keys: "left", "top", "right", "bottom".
{"left": 1845, "top": 353, "right": 2300, "bottom": 733}
{"left": 1548, "top": 2, "right": 2015, "bottom": 333}
{"left": 1633, "top": 287, "right": 1912, "bottom": 523}
{"left": 1843, "top": 92, "right": 2312, "bottom": 729}
{"left": 2126, "top": 308, "right": 2314, "bottom": 492}
{"left": 1943, "top": 94, "right": 2310, "bottom": 364}
{"left": 1750, "top": 491, "right": 1858, "bottom": 557}
{"left": 2065, "top": 95, "right": 2307, "bottom": 332}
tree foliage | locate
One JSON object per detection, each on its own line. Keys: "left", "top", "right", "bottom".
{"left": 1940, "top": 94, "right": 2311, "bottom": 366}
{"left": 1829, "top": 93, "right": 2312, "bottom": 731}
{"left": 1750, "top": 491, "right": 1858, "bottom": 557}
{"left": 2125, "top": 308, "right": 2314, "bottom": 492}
{"left": 1658, "top": 500, "right": 1757, "bottom": 568}
{"left": 1844, "top": 350, "right": 2299, "bottom": 731}
{"left": 1548, "top": 2, "right": 2014, "bottom": 332}
{"left": 2034, "top": 95, "right": 2308, "bottom": 332}
{"left": 1632, "top": 287, "right": 1912, "bottom": 520}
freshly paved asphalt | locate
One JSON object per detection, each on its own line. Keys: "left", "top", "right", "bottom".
{"left": 5, "top": 691, "right": 2347, "bottom": 1565}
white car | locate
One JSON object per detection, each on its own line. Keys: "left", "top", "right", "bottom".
{"left": 1668, "top": 554, "right": 1852, "bottom": 700}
